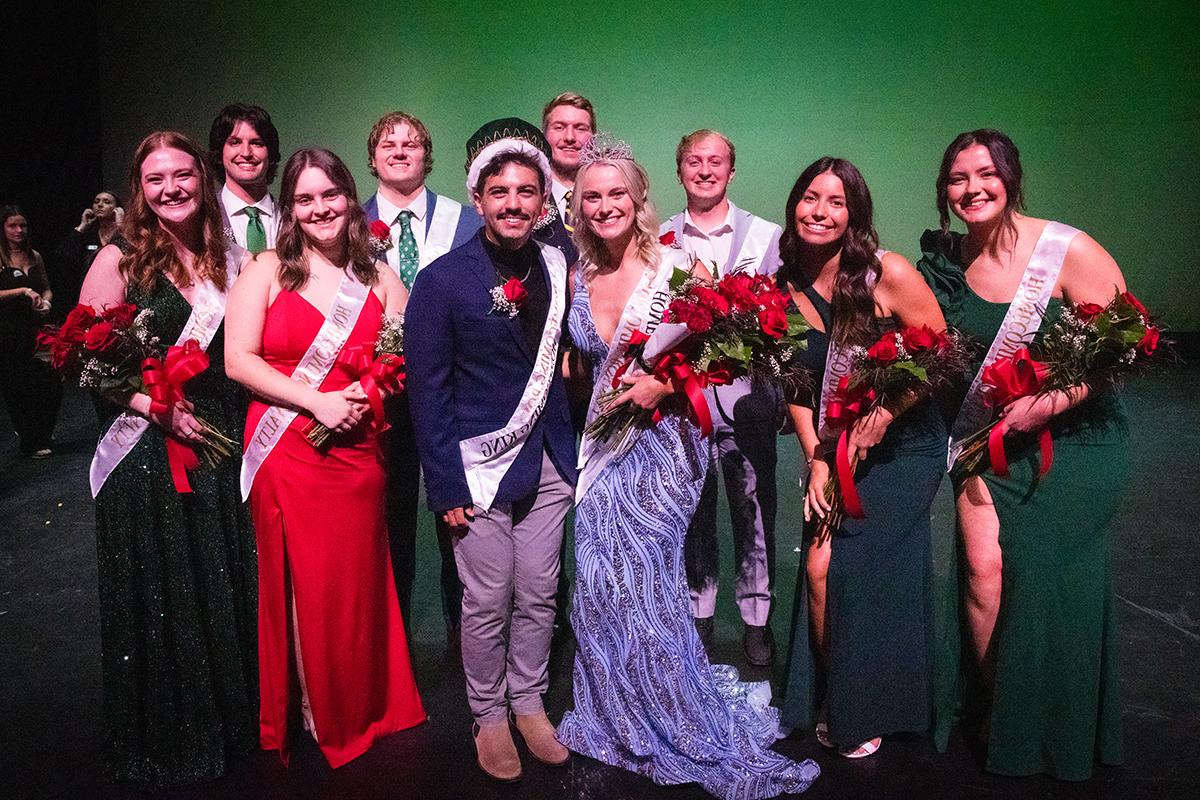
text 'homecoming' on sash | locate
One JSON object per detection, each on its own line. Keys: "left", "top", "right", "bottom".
{"left": 946, "top": 221, "right": 1079, "bottom": 469}
{"left": 240, "top": 267, "right": 372, "bottom": 499}
{"left": 458, "top": 242, "right": 567, "bottom": 512}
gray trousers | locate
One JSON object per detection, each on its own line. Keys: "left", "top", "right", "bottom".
{"left": 453, "top": 451, "right": 573, "bottom": 724}
{"left": 684, "top": 382, "right": 778, "bottom": 626}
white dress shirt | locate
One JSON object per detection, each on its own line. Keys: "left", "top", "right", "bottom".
{"left": 551, "top": 179, "right": 572, "bottom": 221}
{"left": 679, "top": 204, "right": 736, "bottom": 277}
{"left": 220, "top": 184, "right": 278, "bottom": 249}
{"left": 375, "top": 188, "right": 428, "bottom": 275}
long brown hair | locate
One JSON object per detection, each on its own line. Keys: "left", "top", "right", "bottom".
{"left": 0, "top": 205, "right": 33, "bottom": 266}
{"left": 275, "top": 148, "right": 377, "bottom": 291}
{"left": 778, "top": 157, "right": 881, "bottom": 347}
{"left": 120, "top": 131, "right": 228, "bottom": 293}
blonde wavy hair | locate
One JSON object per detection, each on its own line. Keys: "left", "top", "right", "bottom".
{"left": 570, "top": 157, "right": 661, "bottom": 278}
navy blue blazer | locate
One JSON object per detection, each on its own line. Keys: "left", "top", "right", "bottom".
{"left": 533, "top": 213, "right": 578, "bottom": 267}
{"left": 405, "top": 232, "right": 577, "bottom": 513}
{"left": 362, "top": 188, "right": 482, "bottom": 256}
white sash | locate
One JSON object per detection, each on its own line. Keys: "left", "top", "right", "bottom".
{"left": 89, "top": 250, "right": 241, "bottom": 498}
{"left": 239, "top": 269, "right": 373, "bottom": 499}
{"left": 575, "top": 246, "right": 689, "bottom": 502}
{"left": 420, "top": 196, "right": 462, "bottom": 268}
{"left": 947, "top": 221, "right": 1078, "bottom": 469}
{"left": 458, "top": 242, "right": 568, "bottom": 512}
{"left": 725, "top": 214, "right": 778, "bottom": 276}
{"left": 815, "top": 250, "right": 887, "bottom": 442}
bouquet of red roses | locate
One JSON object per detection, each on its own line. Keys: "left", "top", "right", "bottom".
{"left": 305, "top": 312, "right": 406, "bottom": 448}
{"left": 953, "top": 289, "right": 1162, "bottom": 478}
{"left": 36, "top": 302, "right": 236, "bottom": 475}
{"left": 815, "top": 325, "right": 969, "bottom": 535}
{"left": 585, "top": 267, "right": 811, "bottom": 450}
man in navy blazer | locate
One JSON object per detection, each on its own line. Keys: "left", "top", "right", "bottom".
{"left": 405, "top": 119, "right": 576, "bottom": 781}
{"left": 362, "top": 111, "right": 482, "bottom": 649}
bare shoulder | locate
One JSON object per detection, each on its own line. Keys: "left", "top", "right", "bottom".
{"left": 877, "top": 250, "right": 922, "bottom": 289}
{"left": 374, "top": 259, "right": 402, "bottom": 291}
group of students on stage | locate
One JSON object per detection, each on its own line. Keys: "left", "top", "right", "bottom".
{"left": 66, "top": 92, "right": 1130, "bottom": 797}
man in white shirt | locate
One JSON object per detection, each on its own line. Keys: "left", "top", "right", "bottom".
{"left": 537, "top": 92, "right": 596, "bottom": 265}
{"left": 208, "top": 104, "right": 280, "bottom": 254}
{"left": 660, "top": 129, "right": 784, "bottom": 666}
{"left": 362, "top": 111, "right": 482, "bottom": 651}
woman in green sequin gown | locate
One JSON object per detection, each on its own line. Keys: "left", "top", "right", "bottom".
{"left": 776, "top": 158, "right": 948, "bottom": 758}
{"left": 916, "top": 130, "right": 1129, "bottom": 781}
{"left": 79, "top": 132, "right": 257, "bottom": 788}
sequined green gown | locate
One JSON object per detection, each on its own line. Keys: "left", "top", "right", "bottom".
{"left": 917, "top": 230, "right": 1128, "bottom": 781}
{"left": 93, "top": 275, "right": 258, "bottom": 788}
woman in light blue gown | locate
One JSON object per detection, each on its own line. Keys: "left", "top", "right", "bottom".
{"left": 555, "top": 138, "right": 818, "bottom": 800}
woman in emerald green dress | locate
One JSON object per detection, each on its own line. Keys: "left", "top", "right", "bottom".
{"left": 916, "top": 129, "right": 1129, "bottom": 780}
{"left": 777, "top": 157, "right": 948, "bottom": 759}
{"left": 79, "top": 131, "right": 257, "bottom": 788}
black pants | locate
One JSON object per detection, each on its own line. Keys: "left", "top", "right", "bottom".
{"left": 0, "top": 346, "right": 62, "bottom": 453}
{"left": 384, "top": 392, "right": 463, "bottom": 632}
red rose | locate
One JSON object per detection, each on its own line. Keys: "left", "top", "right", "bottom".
{"left": 718, "top": 273, "right": 759, "bottom": 312}
{"left": 667, "top": 299, "right": 695, "bottom": 325}
{"left": 1138, "top": 325, "right": 1160, "bottom": 356}
{"left": 84, "top": 321, "right": 119, "bottom": 353}
{"left": 1120, "top": 291, "right": 1147, "bottom": 316}
{"left": 369, "top": 219, "right": 392, "bottom": 240}
{"left": 102, "top": 303, "right": 138, "bottom": 327}
{"left": 50, "top": 339, "right": 76, "bottom": 371}
{"left": 36, "top": 327, "right": 59, "bottom": 349}
{"left": 685, "top": 304, "right": 713, "bottom": 333}
{"left": 757, "top": 305, "right": 788, "bottom": 339}
{"left": 1074, "top": 302, "right": 1104, "bottom": 322}
{"left": 659, "top": 230, "right": 676, "bottom": 246}
{"left": 867, "top": 333, "right": 900, "bottom": 364}
{"left": 900, "top": 325, "right": 938, "bottom": 352}
{"left": 691, "top": 286, "right": 731, "bottom": 315}
{"left": 60, "top": 303, "right": 98, "bottom": 343}
{"left": 502, "top": 277, "right": 528, "bottom": 308}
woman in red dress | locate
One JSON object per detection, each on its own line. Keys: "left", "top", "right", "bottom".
{"left": 225, "top": 147, "right": 424, "bottom": 767}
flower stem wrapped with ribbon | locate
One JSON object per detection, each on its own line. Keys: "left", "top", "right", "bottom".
{"left": 305, "top": 312, "right": 406, "bottom": 448}
{"left": 141, "top": 339, "right": 237, "bottom": 492}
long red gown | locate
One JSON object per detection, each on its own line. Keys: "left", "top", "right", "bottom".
{"left": 246, "top": 288, "right": 425, "bottom": 768}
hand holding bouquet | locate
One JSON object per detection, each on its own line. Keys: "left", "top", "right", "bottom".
{"left": 585, "top": 268, "right": 811, "bottom": 451}
{"left": 953, "top": 290, "right": 1162, "bottom": 478}
{"left": 36, "top": 303, "right": 236, "bottom": 491}
{"left": 305, "top": 312, "right": 406, "bottom": 448}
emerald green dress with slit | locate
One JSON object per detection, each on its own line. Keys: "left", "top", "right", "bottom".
{"left": 917, "top": 230, "right": 1128, "bottom": 781}
{"left": 93, "top": 274, "right": 258, "bottom": 788}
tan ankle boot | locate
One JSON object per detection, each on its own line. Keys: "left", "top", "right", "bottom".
{"left": 513, "top": 710, "right": 570, "bottom": 766}
{"left": 473, "top": 721, "right": 522, "bottom": 781}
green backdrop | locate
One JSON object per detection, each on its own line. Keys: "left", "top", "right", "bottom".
{"left": 101, "top": 0, "right": 1199, "bottom": 325}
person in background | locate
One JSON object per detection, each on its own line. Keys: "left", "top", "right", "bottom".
{"left": 52, "top": 190, "right": 125, "bottom": 318}
{"left": 1, "top": 205, "right": 60, "bottom": 457}
{"left": 209, "top": 103, "right": 281, "bottom": 254}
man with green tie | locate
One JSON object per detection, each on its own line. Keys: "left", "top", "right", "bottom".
{"left": 362, "top": 111, "right": 482, "bottom": 651}
{"left": 208, "top": 103, "right": 280, "bottom": 254}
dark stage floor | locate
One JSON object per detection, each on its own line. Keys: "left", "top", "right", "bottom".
{"left": 3, "top": 370, "right": 1198, "bottom": 800}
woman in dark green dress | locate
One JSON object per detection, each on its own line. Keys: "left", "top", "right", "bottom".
{"left": 777, "top": 157, "right": 948, "bottom": 758}
{"left": 79, "top": 131, "right": 257, "bottom": 788}
{"left": 916, "top": 129, "right": 1129, "bottom": 780}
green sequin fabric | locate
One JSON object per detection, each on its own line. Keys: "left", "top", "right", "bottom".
{"left": 94, "top": 274, "right": 258, "bottom": 788}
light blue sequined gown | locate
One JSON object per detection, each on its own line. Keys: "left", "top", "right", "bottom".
{"left": 556, "top": 276, "right": 819, "bottom": 800}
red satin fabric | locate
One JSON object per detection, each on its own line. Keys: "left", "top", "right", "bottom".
{"left": 142, "top": 341, "right": 210, "bottom": 492}
{"left": 245, "top": 290, "right": 425, "bottom": 768}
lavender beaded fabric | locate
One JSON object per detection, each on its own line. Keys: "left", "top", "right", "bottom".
{"left": 556, "top": 273, "right": 819, "bottom": 799}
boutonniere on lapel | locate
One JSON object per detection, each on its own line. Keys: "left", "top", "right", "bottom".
{"left": 368, "top": 220, "right": 394, "bottom": 257}
{"left": 532, "top": 200, "right": 558, "bottom": 232}
{"left": 659, "top": 230, "right": 681, "bottom": 249}
{"left": 223, "top": 226, "right": 238, "bottom": 246}
{"left": 490, "top": 277, "right": 529, "bottom": 319}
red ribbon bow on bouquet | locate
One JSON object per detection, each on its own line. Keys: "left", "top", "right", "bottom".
{"left": 141, "top": 339, "right": 210, "bottom": 493}
{"left": 824, "top": 376, "right": 878, "bottom": 519}
{"left": 610, "top": 331, "right": 731, "bottom": 437}
{"left": 337, "top": 344, "right": 407, "bottom": 433}
{"left": 981, "top": 347, "right": 1053, "bottom": 479}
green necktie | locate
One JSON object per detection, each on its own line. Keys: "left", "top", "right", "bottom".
{"left": 396, "top": 210, "right": 419, "bottom": 289}
{"left": 243, "top": 207, "right": 267, "bottom": 254}
{"left": 562, "top": 190, "right": 574, "bottom": 233}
